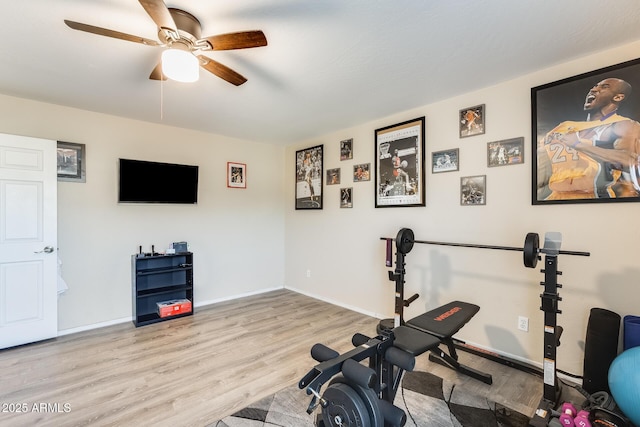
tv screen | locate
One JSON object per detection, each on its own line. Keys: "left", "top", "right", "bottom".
{"left": 118, "top": 158, "right": 199, "bottom": 204}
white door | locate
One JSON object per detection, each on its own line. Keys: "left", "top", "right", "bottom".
{"left": 0, "top": 133, "right": 57, "bottom": 349}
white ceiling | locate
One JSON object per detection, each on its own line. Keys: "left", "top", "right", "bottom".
{"left": 2, "top": 0, "right": 640, "bottom": 145}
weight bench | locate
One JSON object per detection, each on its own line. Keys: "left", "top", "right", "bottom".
{"left": 404, "top": 300, "right": 493, "bottom": 385}
{"left": 382, "top": 231, "right": 493, "bottom": 385}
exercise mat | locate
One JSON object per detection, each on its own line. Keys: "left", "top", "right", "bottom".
{"left": 211, "top": 370, "right": 529, "bottom": 427}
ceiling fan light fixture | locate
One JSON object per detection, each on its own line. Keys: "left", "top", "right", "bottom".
{"left": 161, "top": 48, "right": 199, "bottom": 82}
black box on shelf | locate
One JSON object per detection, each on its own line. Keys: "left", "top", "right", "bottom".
{"left": 172, "top": 242, "right": 188, "bottom": 253}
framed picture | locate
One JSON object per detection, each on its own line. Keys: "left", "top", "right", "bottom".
{"left": 295, "top": 144, "right": 323, "bottom": 209}
{"left": 340, "top": 138, "right": 353, "bottom": 161}
{"left": 459, "top": 104, "right": 485, "bottom": 138}
{"left": 461, "top": 175, "right": 486, "bottom": 206}
{"left": 326, "top": 168, "right": 340, "bottom": 185}
{"left": 57, "top": 141, "right": 86, "bottom": 182}
{"left": 227, "top": 162, "right": 246, "bottom": 188}
{"left": 375, "top": 117, "right": 426, "bottom": 207}
{"left": 532, "top": 57, "right": 640, "bottom": 204}
{"left": 353, "top": 163, "right": 371, "bottom": 182}
{"left": 487, "top": 137, "right": 524, "bottom": 167}
{"left": 432, "top": 148, "right": 459, "bottom": 173}
{"left": 340, "top": 187, "right": 353, "bottom": 208}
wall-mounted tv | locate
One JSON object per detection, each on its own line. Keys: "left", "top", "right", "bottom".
{"left": 118, "top": 158, "right": 199, "bottom": 204}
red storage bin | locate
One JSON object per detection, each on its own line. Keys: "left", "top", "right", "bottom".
{"left": 157, "top": 299, "right": 192, "bottom": 318}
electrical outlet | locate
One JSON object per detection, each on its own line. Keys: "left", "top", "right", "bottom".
{"left": 306, "top": 269, "right": 311, "bottom": 278}
{"left": 518, "top": 316, "right": 529, "bottom": 332}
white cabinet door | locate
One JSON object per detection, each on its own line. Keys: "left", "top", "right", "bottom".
{"left": 0, "top": 133, "right": 57, "bottom": 349}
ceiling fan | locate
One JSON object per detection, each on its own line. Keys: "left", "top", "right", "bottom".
{"left": 64, "top": 0, "right": 267, "bottom": 86}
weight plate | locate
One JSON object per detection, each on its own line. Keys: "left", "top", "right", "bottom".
{"left": 322, "top": 382, "right": 369, "bottom": 427}
{"left": 330, "top": 376, "right": 383, "bottom": 427}
{"left": 352, "top": 384, "right": 383, "bottom": 427}
{"left": 523, "top": 233, "right": 539, "bottom": 268}
{"left": 396, "top": 228, "right": 414, "bottom": 254}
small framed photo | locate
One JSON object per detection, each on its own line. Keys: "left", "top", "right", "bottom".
{"left": 326, "top": 168, "right": 341, "bottom": 185}
{"left": 57, "top": 141, "right": 86, "bottom": 182}
{"left": 340, "top": 187, "right": 353, "bottom": 208}
{"left": 295, "top": 144, "right": 323, "bottom": 209}
{"left": 353, "top": 163, "right": 371, "bottom": 182}
{"left": 227, "top": 162, "right": 247, "bottom": 188}
{"left": 432, "top": 148, "right": 459, "bottom": 173}
{"left": 487, "top": 137, "right": 524, "bottom": 167}
{"left": 461, "top": 175, "right": 486, "bottom": 206}
{"left": 340, "top": 138, "right": 353, "bottom": 161}
{"left": 459, "top": 104, "right": 485, "bottom": 138}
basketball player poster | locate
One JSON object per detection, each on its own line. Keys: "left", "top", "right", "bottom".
{"left": 375, "top": 117, "right": 425, "bottom": 207}
{"left": 295, "top": 144, "right": 323, "bottom": 209}
{"left": 532, "top": 58, "right": 640, "bottom": 205}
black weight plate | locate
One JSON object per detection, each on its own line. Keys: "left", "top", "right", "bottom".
{"left": 523, "top": 233, "right": 539, "bottom": 268}
{"left": 352, "top": 384, "right": 383, "bottom": 427}
{"left": 322, "top": 382, "right": 369, "bottom": 427}
{"left": 330, "top": 376, "right": 383, "bottom": 427}
{"left": 396, "top": 228, "right": 414, "bottom": 254}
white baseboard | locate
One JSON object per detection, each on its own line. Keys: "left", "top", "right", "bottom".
{"left": 194, "top": 286, "right": 283, "bottom": 307}
{"left": 58, "top": 286, "right": 285, "bottom": 337}
{"left": 285, "top": 285, "right": 384, "bottom": 321}
{"left": 58, "top": 316, "right": 132, "bottom": 336}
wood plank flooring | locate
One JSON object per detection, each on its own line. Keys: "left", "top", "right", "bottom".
{"left": 0, "top": 289, "right": 550, "bottom": 426}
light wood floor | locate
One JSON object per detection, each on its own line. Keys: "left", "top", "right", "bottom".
{"left": 0, "top": 289, "right": 552, "bottom": 426}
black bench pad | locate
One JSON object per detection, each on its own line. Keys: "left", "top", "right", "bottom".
{"left": 392, "top": 325, "right": 441, "bottom": 356}
{"left": 406, "top": 301, "right": 479, "bottom": 338}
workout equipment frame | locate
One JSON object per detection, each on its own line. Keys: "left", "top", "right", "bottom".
{"left": 300, "top": 324, "right": 449, "bottom": 427}
{"left": 380, "top": 228, "right": 590, "bottom": 427}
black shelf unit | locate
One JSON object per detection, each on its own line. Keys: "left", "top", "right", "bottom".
{"left": 132, "top": 252, "right": 193, "bottom": 327}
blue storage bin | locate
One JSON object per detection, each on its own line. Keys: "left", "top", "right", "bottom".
{"left": 624, "top": 315, "right": 640, "bottom": 350}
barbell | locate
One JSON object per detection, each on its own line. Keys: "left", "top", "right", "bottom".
{"left": 383, "top": 228, "right": 590, "bottom": 268}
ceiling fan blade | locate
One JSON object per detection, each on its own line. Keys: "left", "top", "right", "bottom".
{"left": 203, "top": 31, "right": 267, "bottom": 51}
{"left": 64, "top": 20, "right": 161, "bottom": 46}
{"left": 149, "top": 62, "right": 167, "bottom": 81}
{"left": 197, "top": 56, "right": 247, "bottom": 86}
{"left": 138, "top": 0, "right": 177, "bottom": 32}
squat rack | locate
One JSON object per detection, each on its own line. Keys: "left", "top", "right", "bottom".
{"left": 380, "top": 228, "right": 590, "bottom": 426}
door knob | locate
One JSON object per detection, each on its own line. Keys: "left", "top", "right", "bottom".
{"left": 34, "top": 246, "right": 55, "bottom": 254}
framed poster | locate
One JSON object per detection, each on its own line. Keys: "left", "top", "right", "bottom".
{"left": 227, "top": 162, "right": 246, "bottom": 188}
{"left": 532, "top": 57, "right": 640, "bottom": 204}
{"left": 57, "top": 141, "right": 86, "bottom": 182}
{"left": 459, "top": 104, "right": 485, "bottom": 138}
{"left": 375, "top": 117, "right": 426, "bottom": 207}
{"left": 460, "top": 175, "right": 486, "bottom": 206}
{"left": 295, "top": 144, "right": 323, "bottom": 209}
{"left": 487, "top": 137, "right": 524, "bottom": 167}
{"left": 340, "top": 138, "right": 353, "bottom": 160}
{"left": 432, "top": 148, "right": 459, "bottom": 173}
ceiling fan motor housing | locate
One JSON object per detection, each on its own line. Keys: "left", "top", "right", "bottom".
{"left": 159, "top": 8, "right": 202, "bottom": 47}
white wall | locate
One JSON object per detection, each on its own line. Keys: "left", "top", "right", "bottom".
{"left": 2, "top": 39, "right": 639, "bottom": 374}
{"left": 285, "top": 40, "right": 640, "bottom": 374}
{"left": 0, "top": 94, "right": 286, "bottom": 331}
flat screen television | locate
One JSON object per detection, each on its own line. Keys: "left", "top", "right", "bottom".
{"left": 118, "top": 158, "right": 199, "bottom": 204}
